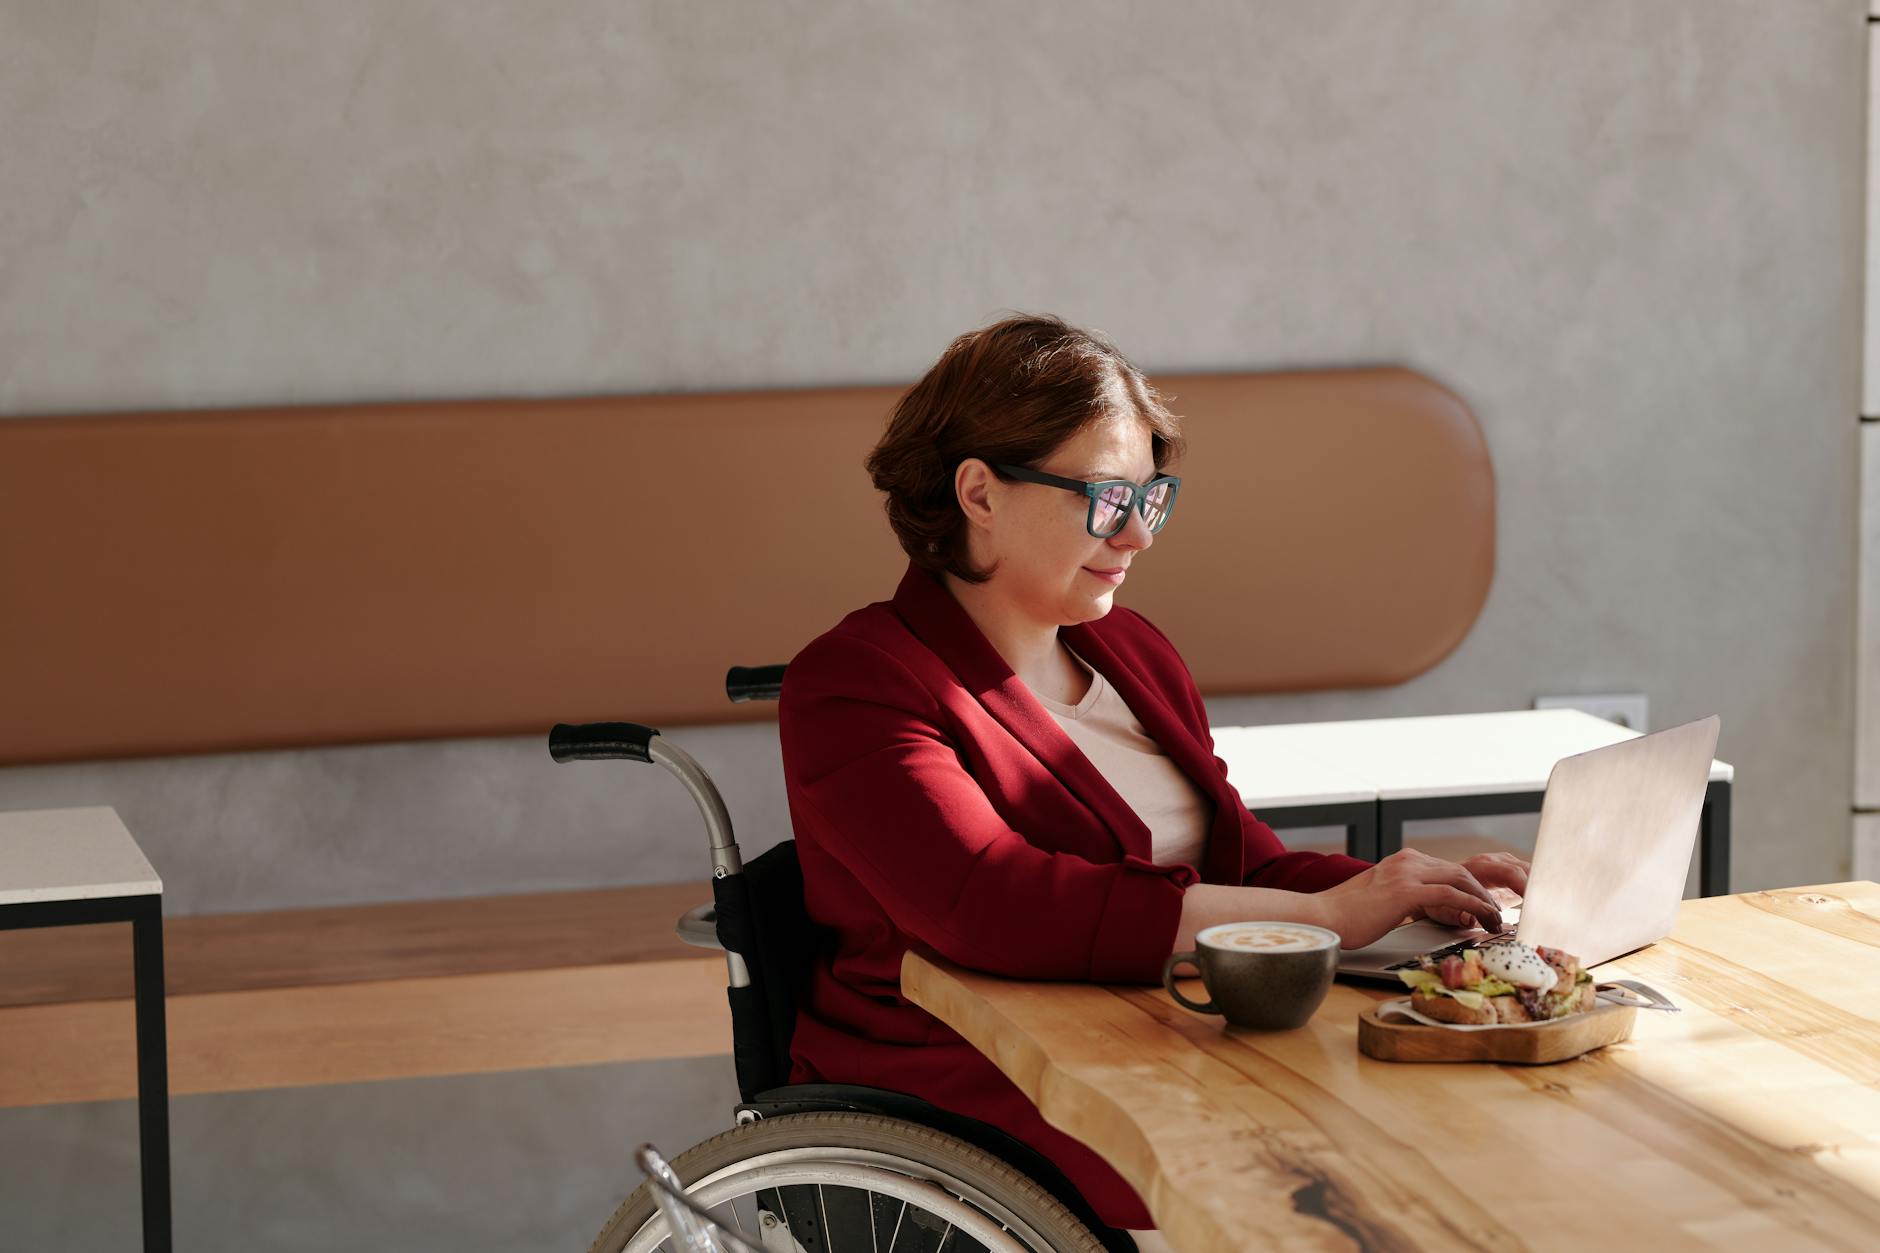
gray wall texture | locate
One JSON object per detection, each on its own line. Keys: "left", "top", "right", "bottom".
{"left": 0, "top": 1, "right": 1867, "bottom": 1241}
{"left": 0, "top": 0, "right": 1863, "bottom": 904}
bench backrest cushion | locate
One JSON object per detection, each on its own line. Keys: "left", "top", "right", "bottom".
{"left": 0, "top": 366, "right": 1492, "bottom": 764}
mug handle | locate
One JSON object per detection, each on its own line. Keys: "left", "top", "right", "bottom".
{"left": 1162, "top": 951, "right": 1218, "bottom": 1015}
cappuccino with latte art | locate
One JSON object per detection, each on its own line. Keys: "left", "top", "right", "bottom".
{"left": 1163, "top": 920, "right": 1342, "bottom": 1030}
{"left": 1200, "top": 922, "right": 1336, "bottom": 953}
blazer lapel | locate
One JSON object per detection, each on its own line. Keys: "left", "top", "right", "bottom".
{"left": 1059, "top": 620, "right": 1246, "bottom": 886}
{"left": 889, "top": 563, "right": 1155, "bottom": 862}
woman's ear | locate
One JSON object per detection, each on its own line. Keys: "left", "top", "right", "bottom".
{"left": 954, "top": 458, "right": 998, "bottom": 530}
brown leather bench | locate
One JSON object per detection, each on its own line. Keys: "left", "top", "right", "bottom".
{"left": 0, "top": 366, "right": 1491, "bottom": 764}
{"left": 0, "top": 366, "right": 1495, "bottom": 1095}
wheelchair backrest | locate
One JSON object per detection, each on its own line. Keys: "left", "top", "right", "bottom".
{"left": 715, "top": 661, "right": 828, "bottom": 1102}
{"left": 714, "top": 838, "right": 823, "bottom": 1101}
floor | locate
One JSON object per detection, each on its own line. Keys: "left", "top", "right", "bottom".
{"left": 0, "top": 1054, "right": 737, "bottom": 1252}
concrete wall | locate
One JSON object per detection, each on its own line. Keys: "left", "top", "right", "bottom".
{"left": 0, "top": 2, "right": 1866, "bottom": 1246}
{"left": 1, "top": 0, "right": 1862, "bottom": 904}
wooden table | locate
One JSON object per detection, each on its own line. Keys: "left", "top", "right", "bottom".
{"left": 902, "top": 882, "right": 1880, "bottom": 1252}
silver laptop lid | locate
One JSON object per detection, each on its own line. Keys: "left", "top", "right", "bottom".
{"left": 1515, "top": 714, "right": 1721, "bottom": 967}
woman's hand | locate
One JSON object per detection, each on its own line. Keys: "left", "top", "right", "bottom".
{"left": 1454, "top": 850, "right": 1529, "bottom": 910}
{"left": 1411, "top": 850, "right": 1529, "bottom": 926}
{"left": 1314, "top": 849, "right": 1512, "bottom": 950}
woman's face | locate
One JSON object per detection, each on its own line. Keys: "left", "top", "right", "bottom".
{"left": 961, "top": 411, "right": 1161, "bottom": 628}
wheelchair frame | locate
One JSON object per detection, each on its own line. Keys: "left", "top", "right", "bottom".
{"left": 549, "top": 664, "right": 1136, "bottom": 1253}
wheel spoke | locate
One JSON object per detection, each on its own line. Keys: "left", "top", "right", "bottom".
{"left": 731, "top": 1196, "right": 750, "bottom": 1241}
{"left": 617, "top": 1127, "right": 1076, "bottom": 1253}
{"left": 711, "top": 1202, "right": 742, "bottom": 1250}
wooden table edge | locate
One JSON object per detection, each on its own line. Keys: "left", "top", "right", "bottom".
{"left": 901, "top": 949, "right": 1283, "bottom": 1253}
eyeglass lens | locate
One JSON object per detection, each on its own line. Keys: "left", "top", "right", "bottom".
{"left": 1092, "top": 481, "right": 1173, "bottom": 536}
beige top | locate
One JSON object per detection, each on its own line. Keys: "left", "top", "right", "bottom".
{"left": 1031, "top": 647, "right": 1212, "bottom": 869}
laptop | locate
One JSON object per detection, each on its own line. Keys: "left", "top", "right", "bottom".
{"left": 1335, "top": 713, "right": 1722, "bottom": 981}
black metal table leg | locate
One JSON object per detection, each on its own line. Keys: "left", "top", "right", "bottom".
{"left": 0, "top": 893, "right": 172, "bottom": 1249}
{"left": 1377, "top": 792, "right": 1547, "bottom": 862}
{"left": 1379, "top": 802, "right": 1402, "bottom": 861}
{"left": 131, "top": 895, "right": 172, "bottom": 1252}
{"left": 1253, "top": 800, "right": 1380, "bottom": 863}
{"left": 1346, "top": 803, "right": 1378, "bottom": 864}
{"left": 1699, "top": 780, "right": 1732, "bottom": 898}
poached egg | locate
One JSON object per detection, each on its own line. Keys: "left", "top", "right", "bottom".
{"left": 1478, "top": 940, "right": 1558, "bottom": 993}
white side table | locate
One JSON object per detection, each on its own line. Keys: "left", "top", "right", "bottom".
{"left": 1214, "top": 709, "right": 1736, "bottom": 895}
{"left": 1208, "top": 727, "right": 1380, "bottom": 855}
{"left": 0, "top": 806, "right": 170, "bottom": 1251}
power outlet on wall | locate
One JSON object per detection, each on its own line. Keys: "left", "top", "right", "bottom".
{"left": 1534, "top": 691, "right": 1649, "bottom": 732}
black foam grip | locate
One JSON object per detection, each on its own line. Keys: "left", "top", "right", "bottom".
{"left": 547, "top": 721, "right": 658, "bottom": 763}
{"left": 725, "top": 664, "right": 787, "bottom": 704}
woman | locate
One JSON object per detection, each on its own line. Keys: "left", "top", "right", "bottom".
{"left": 777, "top": 315, "right": 1526, "bottom": 1235}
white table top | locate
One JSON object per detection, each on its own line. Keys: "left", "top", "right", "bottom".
{"left": 1215, "top": 707, "right": 1733, "bottom": 806}
{"left": 1208, "top": 727, "right": 1376, "bottom": 808}
{"left": 0, "top": 806, "right": 162, "bottom": 905}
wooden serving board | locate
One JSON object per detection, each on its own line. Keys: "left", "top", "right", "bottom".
{"left": 1357, "top": 999, "right": 1637, "bottom": 1064}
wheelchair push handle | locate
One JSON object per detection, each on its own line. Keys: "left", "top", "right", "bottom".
{"left": 547, "top": 720, "right": 744, "bottom": 881}
{"left": 725, "top": 665, "right": 786, "bottom": 704}
{"left": 548, "top": 721, "right": 657, "bottom": 764}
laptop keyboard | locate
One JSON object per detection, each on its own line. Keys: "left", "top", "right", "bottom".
{"left": 1382, "top": 930, "right": 1517, "bottom": 972}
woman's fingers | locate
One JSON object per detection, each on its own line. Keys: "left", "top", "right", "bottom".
{"left": 1463, "top": 852, "right": 1530, "bottom": 895}
{"left": 1357, "top": 849, "right": 1520, "bottom": 939}
{"left": 1420, "top": 898, "right": 1499, "bottom": 931}
{"left": 1376, "top": 851, "right": 1500, "bottom": 929}
{"left": 1424, "top": 885, "right": 1500, "bottom": 932}
{"left": 1419, "top": 903, "right": 1478, "bottom": 929}
{"left": 1430, "top": 860, "right": 1504, "bottom": 928}
{"left": 1400, "top": 847, "right": 1530, "bottom": 895}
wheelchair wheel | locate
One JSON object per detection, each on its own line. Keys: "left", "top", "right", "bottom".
{"left": 590, "top": 1110, "right": 1111, "bottom": 1253}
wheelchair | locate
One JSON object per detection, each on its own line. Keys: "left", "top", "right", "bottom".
{"left": 551, "top": 665, "right": 1138, "bottom": 1253}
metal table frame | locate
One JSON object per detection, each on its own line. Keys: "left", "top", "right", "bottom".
{"left": 0, "top": 893, "right": 170, "bottom": 1252}
{"left": 1261, "top": 780, "right": 1733, "bottom": 898}
{"left": 1254, "top": 799, "right": 1377, "bottom": 867}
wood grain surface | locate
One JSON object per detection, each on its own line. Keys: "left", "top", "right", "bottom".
{"left": 903, "top": 882, "right": 1880, "bottom": 1252}
{"left": 0, "top": 881, "right": 727, "bottom": 1106}
{"left": 0, "top": 958, "right": 731, "bottom": 1107}
{"left": 0, "top": 881, "right": 714, "bottom": 1007}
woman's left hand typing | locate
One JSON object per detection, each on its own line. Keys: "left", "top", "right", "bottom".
{"left": 1416, "top": 849, "right": 1530, "bottom": 928}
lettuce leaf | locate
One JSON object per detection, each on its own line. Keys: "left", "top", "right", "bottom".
{"left": 1397, "top": 969, "right": 1487, "bottom": 1010}
{"left": 1397, "top": 967, "right": 1521, "bottom": 1010}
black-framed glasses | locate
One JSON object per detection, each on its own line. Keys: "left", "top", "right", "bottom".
{"left": 991, "top": 463, "right": 1182, "bottom": 539}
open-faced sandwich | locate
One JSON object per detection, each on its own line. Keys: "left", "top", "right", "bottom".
{"left": 1396, "top": 939, "right": 1597, "bottom": 1025}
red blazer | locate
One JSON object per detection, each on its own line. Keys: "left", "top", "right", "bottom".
{"left": 779, "top": 562, "right": 1370, "bottom": 1228}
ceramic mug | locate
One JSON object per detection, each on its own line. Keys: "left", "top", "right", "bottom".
{"left": 1161, "top": 921, "right": 1341, "bottom": 1030}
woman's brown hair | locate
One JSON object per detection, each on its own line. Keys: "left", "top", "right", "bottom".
{"left": 866, "top": 314, "right": 1184, "bottom": 584}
